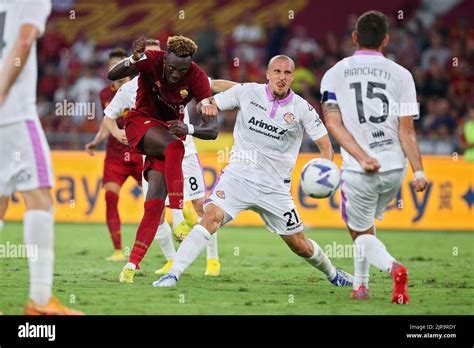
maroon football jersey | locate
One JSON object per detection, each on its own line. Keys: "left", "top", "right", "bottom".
{"left": 99, "top": 85, "right": 136, "bottom": 158}
{"left": 129, "top": 50, "right": 211, "bottom": 122}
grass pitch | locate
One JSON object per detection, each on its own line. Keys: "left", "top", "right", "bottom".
{"left": 1, "top": 222, "right": 473, "bottom": 315}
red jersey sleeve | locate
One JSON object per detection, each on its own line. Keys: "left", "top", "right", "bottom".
{"left": 134, "top": 50, "right": 163, "bottom": 76}
{"left": 99, "top": 88, "right": 109, "bottom": 110}
{"left": 190, "top": 67, "right": 211, "bottom": 103}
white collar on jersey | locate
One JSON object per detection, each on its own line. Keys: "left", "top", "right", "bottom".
{"left": 265, "top": 84, "right": 295, "bottom": 106}
{"left": 353, "top": 49, "right": 384, "bottom": 57}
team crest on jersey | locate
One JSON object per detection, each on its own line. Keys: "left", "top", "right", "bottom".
{"left": 283, "top": 112, "right": 295, "bottom": 124}
{"left": 216, "top": 190, "right": 225, "bottom": 199}
{"left": 180, "top": 89, "right": 189, "bottom": 98}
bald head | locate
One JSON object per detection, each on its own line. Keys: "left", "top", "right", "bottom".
{"left": 267, "top": 55, "right": 295, "bottom": 71}
{"left": 266, "top": 55, "right": 295, "bottom": 99}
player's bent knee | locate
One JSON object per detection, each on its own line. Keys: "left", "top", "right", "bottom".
{"left": 192, "top": 198, "right": 204, "bottom": 217}
{"left": 23, "top": 188, "right": 53, "bottom": 211}
{"left": 103, "top": 182, "right": 121, "bottom": 194}
{"left": 200, "top": 205, "right": 224, "bottom": 234}
{"left": 349, "top": 226, "right": 375, "bottom": 241}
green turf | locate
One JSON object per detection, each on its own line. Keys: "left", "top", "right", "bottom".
{"left": 1, "top": 222, "right": 473, "bottom": 315}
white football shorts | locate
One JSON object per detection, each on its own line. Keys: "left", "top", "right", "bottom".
{"left": 182, "top": 153, "right": 206, "bottom": 201}
{"left": 0, "top": 119, "right": 54, "bottom": 196}
{"left": 340, "top": 166, "right": 407, "bottom": 231}
{"left": 204, "top": 170, "right": 304, "bottom": 235}
{"left": 144, "top": 153, "right": 206, "bottom": 204}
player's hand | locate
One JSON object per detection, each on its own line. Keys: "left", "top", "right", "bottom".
{"left": 201, "top": 104, "right": 218, "bottom": 117}
{"left": 413, "top": 177, "right": 428, "bottom": 192}
{"left": 167, "top": 120, "right": 189, "bottom": 137}
{"left": 132, "top": 36, "right": 147, "bottom": 60}
{"left": 85, "top": 141, "right": 98, "bottom": 156}
{"left": 360, "top": 157, "right": 381, "bottom": 173}
{"left": 412, "top": 171, "right": 428, "bottom": 192}
{"left": 112, "top": 129, "right": 128, "bottom": 145}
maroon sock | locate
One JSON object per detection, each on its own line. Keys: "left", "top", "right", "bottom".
{"left": 129, "top": 198, "right": 165, "bottom": 266}
{"left": 105, "top": 191, "right": 121, "bottom": 250}
{"left": 164, "top": 140, "right": 185, "bottom": 209}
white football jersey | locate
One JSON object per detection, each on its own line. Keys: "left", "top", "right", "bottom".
{"left": 0, "top": 0, "right": 51, "bottom": 125}
{"left": 214, "top": 83, "right": 327, "bottom": 192}
{"left": 320, "top": 50, "right": 418, "bottom": 172}
{"left": 104, "top": 75, "right": 199, "bottom": 157}
{"left": 103, "top": 77, "right": 138, "bottom": 118}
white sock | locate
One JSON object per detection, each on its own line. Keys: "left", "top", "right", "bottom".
{"left": 353, "top": 242, "right": 369, "bottom": 289}
{"left": 154, "top": 221, "right": 176, "bottom": 260}
{"left": 206, "top": 232, "right": 219, "bottom": 259}
{"left": 24, "top": 210, "right": 54, "bottom": 305}
{"left": 0, "top": 220, "right": 3, "bottom": 233}
{"left": 171, "top": 209, "right": 184, "bottom": 228}
{"left": 355, "top": 234, "right": 395, "bottom": 274}
{"left": 169, "top": 224, "right": 210, "bottom": 278}
{"left": 304, "top": 239, "right": 337, "bottom": 280}
{"left": 123, "top": 262, "right": 136, "bottom": 270}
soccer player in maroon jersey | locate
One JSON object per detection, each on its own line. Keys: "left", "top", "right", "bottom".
{"left": 85, "top": 47, "right": 145, "bottom": 262}
{"left": 108, "top": 36, "right": 218, "bottom": 283}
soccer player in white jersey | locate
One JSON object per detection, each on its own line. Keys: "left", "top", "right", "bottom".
{"left": 155, "top": 55, "right": 353, "bottom": 288}
{"left": 0, "top": 0, "right": 82, "bottom": 314}
{"left": 98, "top": 58, "right": 236, "bottom": 277}
{"left": 320, "top": 11, "right": 428, "bottom": 304}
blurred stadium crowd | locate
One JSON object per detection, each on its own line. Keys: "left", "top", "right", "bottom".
{"left": 35, "top": 6, "right": 473, "bottom": 155}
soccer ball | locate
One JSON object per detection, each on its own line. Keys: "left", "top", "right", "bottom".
{"left": 300, "top": 158, "right": 341, "bottom": 198}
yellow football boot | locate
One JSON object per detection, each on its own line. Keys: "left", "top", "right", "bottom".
{"left": 205, "top": 258, "right": 221, "bottom": 276}
{"left": 172, "top": 220, "right": 192, "bottom": 242}
{"left": 155, "top": 259, "right": 174, "bottom": 275}
{"left": 106, "top": 249, "right": 125, "bottom": 262}
{"left": 119, "top": 268, "right": 135, "bottom": 283}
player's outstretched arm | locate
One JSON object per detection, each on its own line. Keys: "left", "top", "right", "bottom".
{"left": 313, "top": 134, "right": 334, "bottom": 160}
{"left": 103, "top": 116, "right": 128, "bottom": 144}
{"left": 323, "top": 103, "right": 380, "bottom": 173}
{"left": 0, "top": 24, "right": 38, "bottom": 104}
{"left": 398, "top": 116, "right": 428, "bottom": 192}
{"left": 211, "top": 80, "right": 238, "bottom": 94}
{"left": 168, "top": 115, "right": 218, "bottom": 140}
{"left": 107, "top": 37, "right": 146, "bottom": 81}
{"left": 85, "top": 120, "right": 110, "bottom": 156}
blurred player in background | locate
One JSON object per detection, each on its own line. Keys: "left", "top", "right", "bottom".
{"left": 85, "top": 48, "right": 143, "bottom": 262}
{"left": 155, "top": 55, "right": 353, "bottom": 288}
{"left": 108, "top": 35, "right": 218, "bottom": 283}
{"left": 320, "top": 10, "right": 428, "bottom": 304}
{"left": 0, "top": 0, "right": 82, "bottom": 315}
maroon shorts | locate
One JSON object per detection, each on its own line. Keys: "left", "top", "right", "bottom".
{"left": 125, "top": 115, "right": 169, "bottom": 151}
{"left": 103, "top": 153, "right": 143, "bottom": 187}
{"left": 142, "top": 156, "right": 166, "bottom": 181}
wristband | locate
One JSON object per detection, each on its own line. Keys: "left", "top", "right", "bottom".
{"left": 414, "top": 171, "right": 426, "bottom": 180}
{"left": 129, "top": 55, "right": 139, "bottom": 64}
{"left": 201, "top": 98, "right": 211, "bottom": 106}
{"left": 188, "top": 124, "right": 195, "bottom": 135}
